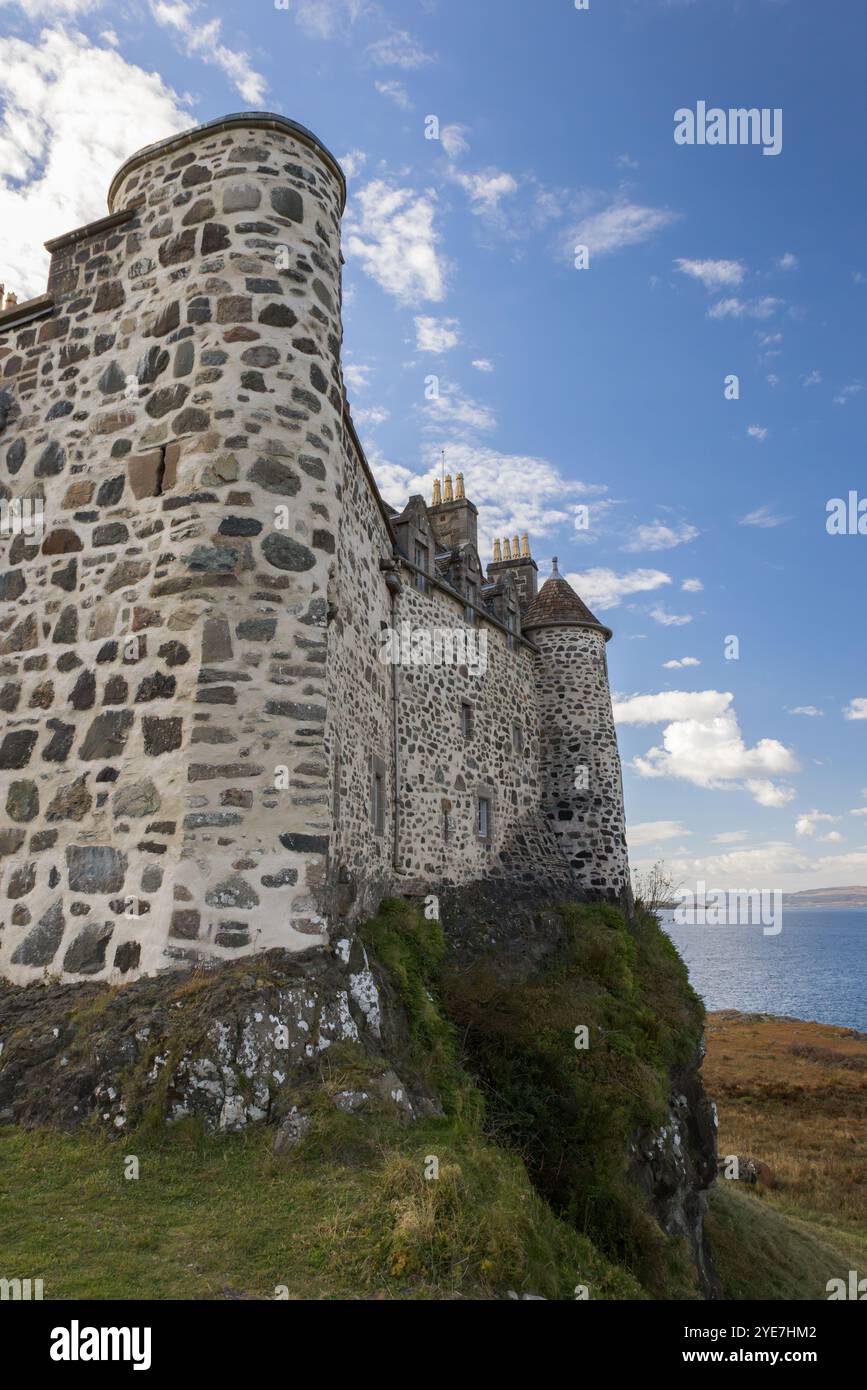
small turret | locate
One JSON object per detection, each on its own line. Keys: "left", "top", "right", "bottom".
{"left": 524, "top": 560, "right": 630, "bottom": 907}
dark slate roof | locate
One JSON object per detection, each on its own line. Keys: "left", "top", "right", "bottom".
{"left": 523, "top": 572, "right": 612, "bottom": 638}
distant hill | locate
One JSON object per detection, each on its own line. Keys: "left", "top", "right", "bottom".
{"left": 782, "top": 886, "right": 867, "bottom": 910}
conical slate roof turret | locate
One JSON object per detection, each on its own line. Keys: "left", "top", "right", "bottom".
{"left": 522, "top": 557, "right": 612, "bottom": 640}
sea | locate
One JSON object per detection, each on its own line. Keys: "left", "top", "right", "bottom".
{"left": 661, "top": 908, "right": 867, "bottom": 1032}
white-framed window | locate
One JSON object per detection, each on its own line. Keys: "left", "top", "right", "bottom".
{"left": 461, "top": 701, "right": 474, "bottom": 738}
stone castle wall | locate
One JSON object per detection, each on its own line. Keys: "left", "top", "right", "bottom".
{"left": 0, "top": 115, "right": 347, "bottom": 983}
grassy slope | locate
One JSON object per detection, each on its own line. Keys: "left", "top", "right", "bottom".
{"left": 703, "top": 1011, "right": 867, "bottom": 1300}
{"left": 0, "top": 1117, "right": 641, "bottom": 1300}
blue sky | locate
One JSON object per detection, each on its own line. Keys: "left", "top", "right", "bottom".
{"left": 1, "top": 0, "right": 865, "bottom": 890}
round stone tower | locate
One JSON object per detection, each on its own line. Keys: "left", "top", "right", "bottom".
{"left": 523, "top": 560, "right": 631, "bottom": 906}
{"left": 0, "top": 114, "right": 347, "bottom": 983}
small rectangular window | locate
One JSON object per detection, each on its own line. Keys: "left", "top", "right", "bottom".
{"left": 372, "top": 770, "right": 385, "bottom": 835}
{"left": 461, "top": 702, "right": 473, "bottom": 738}
{"left": 477, "top": 796, "right": 491, "bottom": 840}
{"left": 443, "top": 809, "right": 450, "bottom": 842}
{"left": 512, "top": 721, "right": 523, "bottom": 753}
{"left": 414, "top": 542, "right": 427, "bottom": 591}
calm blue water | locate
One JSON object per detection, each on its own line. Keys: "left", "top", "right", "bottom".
{"left": 662, "top": 909, "right": 867, "bottom": 1031}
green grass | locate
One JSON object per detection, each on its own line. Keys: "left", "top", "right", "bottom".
{"left": 707, "top": 1184, "right": 867, "bottom": 1301}
{"left": 0, "top": 1116, "right": 643, "bottom": 1300}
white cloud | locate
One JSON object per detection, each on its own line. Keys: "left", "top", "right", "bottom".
{"left": 373, "top": 445, "right": 605, "bottom": 560}
{"left": 367, "top": 29, "right": 435, "bottom": 69}
{"left": 343, "top": 362, "right": 372, "bottom": 393}
{"left": 747, "top": 424, "right": 768, "bottom": 442}
{"left": 616, "top": 690, "right": 799, "bottom": 807}
{"left": 286, "top": 0, "right": 367, "bottom": 40}
{"left": 777, "top": 252, "right": 798, "bottom": 271}
{"left": 570, "top": 201, "right": 677, "bottom": 256}
{"left": 795, "top": 810, "right": 839, "bottom": 838}
{"left": 0, "top": 0, "right": 101, "bottom": 12}
{"left": 149, "top": 1, "right": 266, "bottom": 103}
{"left": 422, "top": 380, "right": 495, "bottom": 434}
{"left": 614, "top": 691, "right": 733, "bottom": 726}
{"left": 650, "top": 605, "right": 692, "bottom": 627}
{"left": 834, "top": 382, "right": 864, "bottom": 406}
{"left": 802, "top": 369, "right": 822, "bottom": 387}
{"left": 471, "top": 359, "right": 494, "bottom": 373}
{"left": 448, "top": 166, "right": 518, "bottom": 215}
{"left": 0, "top": 28, "right": 192, "bottom": 298}
{"left": 844, "top": 698, "right": 867, "bottom": 721}
{"left": 739, "top": 505, "right": 790, "bottom": 528}
{"left": 675, "top": 257, "right": 745, "bottom": 290}
{"left": 441, "top": 124, "right": 469, "bottom": 159}
{"left": 345, "top": 181, "right": 446, "bottom": 305}
{"left": 850, "top": 808, "right": 867, "bottom": 817}
{"left": 708, "top": 296, "right": 782, "bottom": 320}
{"left": 353, "top": 404, "right": 390, "bottom": 428}
{"left": 822, "top": 831, "right": 844, "bottom": 844}
{"left": 414, "top": 315, "right": 460, "bottom": 353}
{"left": 663, "top": 657, "right": 701, "bottom": 669}
{"left": 713, "top": 831, "right": 748, "bottom": 844}
{"left": 628, "top": 820, "right": 691, "bottom": 848}
{"left": 374, "top": 80, "right": 413, "bottom": 110}
{"left": 339, "top": 149, "right": 367, "bottom": 179}
{"left": 788, "top": 705, "right": 823, "bottom": 717}
{"left": 682, "top": 578, "right": 703, "bottom": 592}
{"left": 624, "top": 520, "right": 698, "bottom": 552}
{"left": 567, "top": 568, "right": 670, "bottom": 610}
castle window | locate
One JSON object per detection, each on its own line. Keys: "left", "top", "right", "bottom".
{"left": 465, "top": 578, "right": 477, "bottom": 625}
{"left": 460, "top": 701, "right": 474, "bottom": 739}
{"left": 443, "top": 808, "right": 450, "bottom": 842}
{"left": 512, "top": 721, "right": 524, "bottom": 753}
{"left": 371, "top": 759, "right": 386, "bottom": 836}
{"left": 477, "top": 795, "right": 492, "bottom": 840}
{"left": 414, "top": 542, "right": 428, "bottom": 591}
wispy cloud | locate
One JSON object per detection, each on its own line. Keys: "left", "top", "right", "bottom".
{"left": 345, "top": 181, "right": 446, "bottom": 304}
{"left": 843, "top": 697, "right": 867, "bottom": 721}
{"left": 149, "top": 1, "right": 266, "bottom": 103}
{"left": 367, "top": 28, "right": 435, "bottom": 69}
{"left": 567, "top": 568, "right": 671, "bottom": 610}
{"left": 739, "top": 505, "right": 790, "bottom": 528}
{"left": 414, "top": 315, "right": 460, "bottom": 353}
{"left": 570, "top": 200, "right": 678, "bottom": 256}
{"left": 374, "top": 79, "right": 413, "bottom": 110}
{"left": 624, "top": 520, "right": 698, "bottom": 552}
{"left": 708, "top": 296, "right": 782, "bottom": 320}
{"left": 675, "top": 257, "right": 745, "bottom": 290}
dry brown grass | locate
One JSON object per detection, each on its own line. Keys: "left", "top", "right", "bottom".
{"left": 704, "top": 1011, "right": 867, "bottom": 1231}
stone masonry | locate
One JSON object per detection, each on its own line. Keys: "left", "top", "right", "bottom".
{"left": 0, "top": 112, "right": 630, "bottom": 985}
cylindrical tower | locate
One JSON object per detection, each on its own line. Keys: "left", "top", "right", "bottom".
{"left": 0, "top": 114, "right": 347, "bottom": 982}
{"left": 523, "top": 560, "right": 631, "bottom": 906}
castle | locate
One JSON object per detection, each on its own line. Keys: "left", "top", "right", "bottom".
{"left": 0, "top": 113, "right": 630, "bottom": 985}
